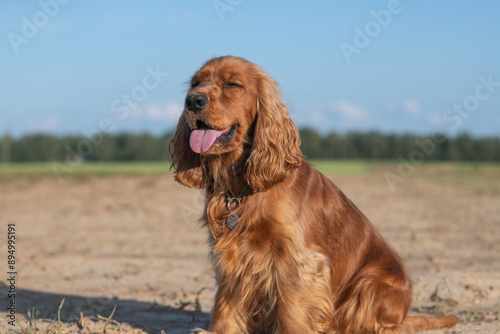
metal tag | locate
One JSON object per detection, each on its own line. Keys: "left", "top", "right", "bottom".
{"left": 226, "top": 214, "right": 240, "bottom": 230}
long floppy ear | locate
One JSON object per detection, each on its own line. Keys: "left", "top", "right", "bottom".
{"left": 169, "top": 113, "right": 208, "bottom": 188}
{"left": 244, "top": 73, "right": 303, "bottom": 191}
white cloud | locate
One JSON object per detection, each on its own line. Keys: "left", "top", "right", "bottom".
{"left": 384, "top": 98, "right": 421, "bottom": 117}
{"left": 331, "top": 100, "right": 368, "bottom": 120}
{"left": 147, "top": 102, "right": 183, "bottom": 121}
{"left": 26, "top": 116, "right": 60, "bottom": 133}
{"left": 428, "top": 113, "right": 443, "bottom": 126}
{"left": 147, "top": 105, "right": 162, "bottom": 120}
{"left": 309, "top": 108, "right": 325, "bottom": 123}
{"left": 402, "top": 98, "right": 420, "bottom": 117}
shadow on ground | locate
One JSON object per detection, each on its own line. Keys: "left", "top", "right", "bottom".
{"left": 3, "top": 288, "right": 211, "bottom": 333}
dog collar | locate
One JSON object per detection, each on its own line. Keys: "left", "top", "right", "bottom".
{"left": 225, "top": 184, "right": 250, "bottom": 230}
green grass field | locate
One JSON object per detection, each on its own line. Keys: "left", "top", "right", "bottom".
{"left": 0, "top": 160, "right": 378, "bottom": 176}
{"left": 0, "top": 161, "right": 172, "bottom": 175}
{"left": 1, "top": 160, "right": 498, "bottom": 177}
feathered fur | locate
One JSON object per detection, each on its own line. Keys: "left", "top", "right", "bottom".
{"left": 170, "top": 56, "right": 457, "bottom": 334}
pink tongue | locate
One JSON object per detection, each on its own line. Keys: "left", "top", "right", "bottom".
{"left": 189, "top": 129, "right": 225, "bottom": 153}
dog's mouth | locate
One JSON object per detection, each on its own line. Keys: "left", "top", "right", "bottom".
{"left": 189, "top": 120, "right": 238, "bottom": 154}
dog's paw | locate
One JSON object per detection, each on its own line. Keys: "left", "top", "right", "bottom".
{"left": 190, "top": 328, "right": 212, "bottom": 334}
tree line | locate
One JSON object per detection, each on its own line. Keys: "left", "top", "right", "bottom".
{"left": 1, "top": 129, "right": 500, "bottom": 162}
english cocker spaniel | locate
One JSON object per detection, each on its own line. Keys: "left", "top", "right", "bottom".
{"left": 170, "top": 56, "right": 457, "bottom": 334}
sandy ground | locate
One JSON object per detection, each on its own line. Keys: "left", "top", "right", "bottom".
{"left": 0, "top": 164, "right": 499, "bottom": 333}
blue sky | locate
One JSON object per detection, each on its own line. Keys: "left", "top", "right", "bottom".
{"left": 1, "top": 0, "right": 499, "bottom": 138}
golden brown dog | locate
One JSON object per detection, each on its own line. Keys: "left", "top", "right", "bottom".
{"left": 170, "top": 56, "right": 457, "bottom": 334}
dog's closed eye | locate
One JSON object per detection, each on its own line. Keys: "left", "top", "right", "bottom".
{"left": 224, "top": 82, "right": 243, "bottom": 89}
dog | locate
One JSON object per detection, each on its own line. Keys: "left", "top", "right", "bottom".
{"left": 170, "top": 56, "right": 458, "bottom": 334}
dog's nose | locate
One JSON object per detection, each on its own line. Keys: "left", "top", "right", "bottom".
{"left": 185, "top": 94, "right": 208, "bottom": 113}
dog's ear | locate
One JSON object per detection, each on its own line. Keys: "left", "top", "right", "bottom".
{"left": 170, "top": 113, "right": 208, "bottom": 188}
{"left": 244, "top": 73, "right": 302, "bottom": 191}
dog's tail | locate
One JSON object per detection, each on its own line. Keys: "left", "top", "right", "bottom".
{"left": 401, "top": 315, "right": 458, "bottom": 332}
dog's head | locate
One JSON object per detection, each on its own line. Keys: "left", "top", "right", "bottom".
{"left": 170, "top": 56, "right": 302, "bottom": 191}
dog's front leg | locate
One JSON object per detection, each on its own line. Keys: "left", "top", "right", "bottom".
{"left": 193, "top": 287, "right": 250, "bottom": 334}
{"left": 275, "top": 251, "right": 334, "bottom": 334}
{"left": 277, "top": 292, "right": 317, "bottom": 334}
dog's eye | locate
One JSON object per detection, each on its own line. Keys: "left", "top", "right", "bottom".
{"left": 191, "top": 81, "right": 200, "bottom": 88}
{"left": 224, "top": 82, "right": 243, "bottom": 89}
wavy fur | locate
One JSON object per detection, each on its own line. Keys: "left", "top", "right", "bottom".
{"left": 170, "top": 56, "right": 457, "bottom": 334}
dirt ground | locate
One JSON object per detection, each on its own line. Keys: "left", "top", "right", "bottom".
{"left": 0, "top": 164, "right": 499, "bottom": 333}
